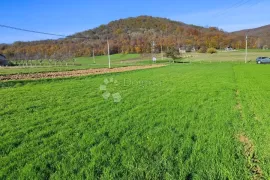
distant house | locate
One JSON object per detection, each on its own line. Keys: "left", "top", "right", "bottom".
{"left": 0, "top": 54, "right": 8, "bottom": 66}
{"left": 225, "top": 46, "right": 234, "bottom": 51}
{"left": 179, "top": 48, "right": 186, "bottom": 54}
{"left": 179, "top": 46, "right": 196, "bottom": 53}
{"left": 191, "top": 47, "right": 196, "bottom": 52}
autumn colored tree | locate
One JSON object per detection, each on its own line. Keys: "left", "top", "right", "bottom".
{"left": 1, "top": 16, "right": 266, "bottom": 66}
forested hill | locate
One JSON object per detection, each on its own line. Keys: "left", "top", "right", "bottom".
{"left": 0, "top": 16, "right": 268, "bottom": 60}
{"left": 72, "top": 16, "right": 195, "bottom": 39}
{"left": 70, "top": 15, "right": 232, "bottom": 52}
{"left": 232, "top": 24, "right": 270, "bottom": 37}
{"left": 232, "top": 25, "right": 270, "bottom": 48}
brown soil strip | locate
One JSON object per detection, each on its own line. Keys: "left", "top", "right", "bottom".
{"left": 237, "top": 133, "right": 263, "bottom": 180}
{"left": 235, "top": 91, "right": 263, "bottom": 179}
{"left": 0, "top": 64, "right": 165, "bottom": 81}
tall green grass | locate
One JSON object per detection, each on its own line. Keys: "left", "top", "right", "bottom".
{"left": 1, "top": 63, "right": 270, "bottom": 179}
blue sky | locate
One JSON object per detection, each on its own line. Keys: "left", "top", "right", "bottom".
{"left": 0, "top": 0, "right": 269, "bottom": 43}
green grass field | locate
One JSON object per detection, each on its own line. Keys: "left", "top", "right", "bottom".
{"left": 1, "top": 62, "right": 270, "bottom": 179}
{"left": 0, "top": 54, "right": 154, "bottom": 75}
{"left": 187, "top": 50, "right": 270, "bottom": 63}
{"left": 1, "top": 50, "right": 270, "bottom": 75}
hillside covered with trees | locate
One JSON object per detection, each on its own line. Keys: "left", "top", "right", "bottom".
{"left": 0, "top": 16, "right": 268, "bottom": 61}
{"left": 232, "top": 25, "right": 270, "bottom": 49}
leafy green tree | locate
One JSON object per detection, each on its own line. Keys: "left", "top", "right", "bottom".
{"left": 166, "top": 47, "right": 180, "bottom": 63}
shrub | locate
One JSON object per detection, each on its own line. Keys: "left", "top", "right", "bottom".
{"left": 7, "top": 61, "right": 16, "bottom": 66}
{"left": 198, "top": 47, "right": 207, "bottom": 53}
{"left": 207, "top": 48, "right": 217, "bottom": 54}
{"left": 166, "top": 47, "right": 180, "bottom": 63}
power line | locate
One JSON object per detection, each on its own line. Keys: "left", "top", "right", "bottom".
{"left": 247, "top": 0, "right": 264, "bottom": 8}
{"left": 0, "top": 24, "right": 67, "bottom": 37}
{"left": 245, "top": 0, "right": 265, "bottom": 37}
{"left": 214, "top": 0, "right": 246, "bottom": 16}
{"left": 211, "top": 0, "right": 267, "bottom": 63}
{"left": 213, "top": 0, "right": 264, "bottom": 36}
{"left": 0, "top": 24, "right": 92, "bottom": 39}
{"left": 215, "top": 0, "right": 254, "bottom": 17}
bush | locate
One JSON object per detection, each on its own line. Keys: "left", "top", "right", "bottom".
{"left": 207, "top": 48, "right": 217, "bottom": 54}
{"left": 166, "top": 47, "right": 180, "bottom": 60}
{"left": 198, "top": 47, "right": 207, "bottom": 53}
{"left": 7, "top": 61, "right": 16, "bottom": 66}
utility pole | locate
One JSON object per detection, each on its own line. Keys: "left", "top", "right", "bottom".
{"left": 92, "top": 49, "right": 95, "bottom": 64}
{"left": 152, "top": 41, "right": 155, "bottom": 56}
{"left": 161, "top": 44, "right": 163, "bottom": 60}
{"left": 107, "top": 38, "right": 111, "bottom": 68}
{"left": 245, "top": 35, "right": 248, "bottom": 63}
{"left": 161, "top": 31, "right": 164, "bottom": 60}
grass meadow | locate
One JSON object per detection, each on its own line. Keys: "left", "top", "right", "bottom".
{"left": 0, "top": 54, "right": 152, "bottom": 75}
{"left": 1, "top": 49, "right": 270, "bottom": 75}
{"left": 187, "top": 49, "right": 270, "bottom": 63}
{"left": 1, "top": 62, "right": 270, "bottom": 179}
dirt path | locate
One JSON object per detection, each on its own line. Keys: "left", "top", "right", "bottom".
{"left": 0, "top": 64, "right": 165, "bottom": 81}
{"left": 234, "top": 88, "right": 263, "bottom": 179}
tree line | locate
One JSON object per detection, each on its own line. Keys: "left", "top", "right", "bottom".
{"left": 0, "top": 16, "right": 268, "bottom": 64}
